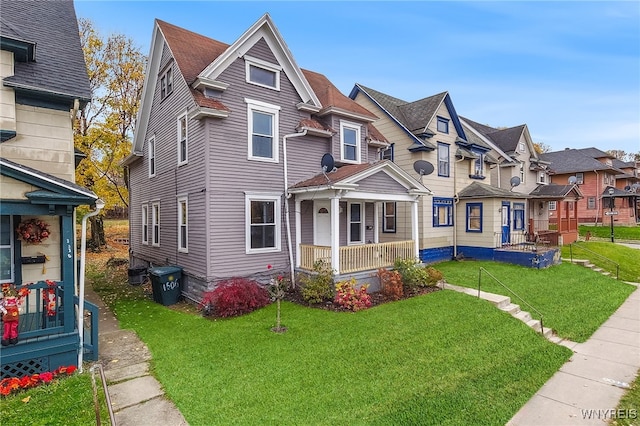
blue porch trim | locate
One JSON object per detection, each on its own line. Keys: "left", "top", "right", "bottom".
{"left": 457, "top": 245, "right": 561, "bottom": 269}
{"left": 419, "top": 246, "right": 454, "bottom": 264}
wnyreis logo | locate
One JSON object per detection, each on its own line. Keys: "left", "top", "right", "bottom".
{"left": 581, "top": 409, "right": 637, "bottom": 420}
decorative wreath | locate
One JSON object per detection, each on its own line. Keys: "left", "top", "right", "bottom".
{"left": 16, "top": 219, "right": 50, "bottom": 244}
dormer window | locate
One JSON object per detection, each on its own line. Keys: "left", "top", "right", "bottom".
{"left": 160, "top": 67, "right": 173, "bottom": 100}
{"left": 437, "top": 117, "right": 449, "bottom": 134}
{"left": 537, "top": 171, "right": 547, "bottom": 184}
{"left": 245, "top": 56, "right": 280, "bottom": 91}
{"left": 340, "top": 121, "right": 361, "bottom": 163}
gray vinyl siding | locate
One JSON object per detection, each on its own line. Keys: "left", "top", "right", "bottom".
{"left": 357, "top": 173, "right": 408, "bottom": 193}
{"left": 325, "top": 116, "right": 371, "bottom": 164}
{"left": 129, "top": 41, "right": 207, "bottom": 278}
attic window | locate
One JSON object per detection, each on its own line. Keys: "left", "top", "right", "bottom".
{"left": 160, "top": 67, "right": 173, "bottom": 100}
{"left": 437, "top": 117, "right": 449, "bottom": 134}
{"left": 519, "top": 142, "right": 525, "bottom": 152}
{"left": 245, "top": 56, "right": 280, "bottom": 91}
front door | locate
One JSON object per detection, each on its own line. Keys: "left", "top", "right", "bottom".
{"left": 502, "top": 201, "right": 511, "bottom": 245}
{"left": 314, "top": 201, "right": 331, "bottom": 246}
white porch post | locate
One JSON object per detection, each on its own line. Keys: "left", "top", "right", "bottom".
{"left": 330, "top": 196, "right": 340, "bottom": 273}
{"left": 295, "top": 198, "right": 301, "bottom": 268}
{"left": 373, "top": 202, "right": 380, "bottom": 244}
{"left": 411, "top": 199, "right": 419, "bottom": 261}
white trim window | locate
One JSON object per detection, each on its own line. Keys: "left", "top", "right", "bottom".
{"left": 246, "top": 194, "right": 281, "bottom": 253}
{"left": 177, "top": 113, "right": 188, "bottom": 165}
{"left": 178, "top": 196, "right": 188, "bottom": 253}
{"left": 0, "top": 215, "right": 14, "bottom": 283}
{"left": 148, "top": 136, "right": 156, "bottom": 177}
{"left": 537, "top": 171, "right": 547, "bottom": 184}
{"left": 160, "top": 66, "right": 173, "bottom": 100}
{"left": 340, "top": 121, "right": 361, "bottom": 163}
{"left": 152, "top": 202, "right": 160, "bottom": 247}
{"left": 519, "top": 162, "right": 526, "bottom": 184}
{"left": 383, "top": 202, "right": 396, "bottom": 233}
{"left": 519, "top": 142, "right": 525, "bottom": 152}
{"left": 245, "top": 55, "right": 281, "bottom": 90}
{"left": 548, "top": 201, "right": 557, "bottom": 211}
{"left": 246, "top": 99, "right": 280, "bottom": 162}
{"left": 141, "top": 204, "right": 149, "bottom": 245}
{"left": 348, "top": 202, "right": 364, "bottom": 244}
{"left": 575, "top": 172, "right": 584, "bottom": 184}
{"left": 438, "top": 143, "right": 450, "bottom": 177}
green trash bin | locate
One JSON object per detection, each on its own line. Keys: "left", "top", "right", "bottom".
{"left": 148, "top": 266, "right": 183, "bottom": 305}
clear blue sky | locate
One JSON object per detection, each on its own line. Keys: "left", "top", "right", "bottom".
{"left": 75, "top": 1, "right": 640, "bottom": 155}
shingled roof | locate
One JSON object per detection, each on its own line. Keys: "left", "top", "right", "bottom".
{"left": 458, "top": 181, "right": 529, "bottom": 199}
{"left": 540, "top": 149, "right": 624, "bottom": 175}
{"left": 460, "top": 117, "right": 526, "bottom": 154}
{"left": 529, "top": 184, "right": 583, "bottom": 199}
{"left": 355, "top": 84, "right": 446, "bottom": 133}
{"left": 0, "top": 0, "right": 91, "bottom": 107}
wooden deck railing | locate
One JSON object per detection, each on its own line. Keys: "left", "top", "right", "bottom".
{"left": 300, "top": 240, "right": 415, "bottom": 274}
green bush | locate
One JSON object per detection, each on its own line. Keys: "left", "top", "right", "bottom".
{"left": 299, "top": 260, "right": 335, "bottom": 303}
{"left": 393, "top": 258, "right": 442, "bottom": 288}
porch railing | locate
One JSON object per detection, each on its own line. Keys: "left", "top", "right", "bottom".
{"left": 16, "top": 281, "right": 66, "bottom": 340}
{"left": 300, "top": 240, "right": 415, "bottom": 274}
{"left": 494, "top": 232, "right": 558, "bottom": 251}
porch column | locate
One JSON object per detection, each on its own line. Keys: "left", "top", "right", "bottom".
{"left": 330, "top": 196, "right": 340, "bottom": 273}
{"left": 411, "top": 199, "right": 419, "bottom": 261}
{"left": 373, "top": 202, "right": 380, "bottom": 244}
{"left": 295, "top": 198, "right": 301, "bottom": 268}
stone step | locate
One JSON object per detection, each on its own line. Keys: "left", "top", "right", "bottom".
{"left": 585, "top": 263, "right": 595, "bottom": 269}
{"left": 440, "top": 282, "right": 511, "bottom": 308}
{"left": 500, "top": 303, "right": 521, "bottom": 315}
{"left": 527, "top": 318, "right": 541, "bottom": 331}
{"left": 515, "top": 310, "right": 532, "bottom": 323}
{"left": 592, "top": 267, "right": 603, "bottom": 273}
{"left": 601, "top": 271, "right": 611, "bottom": 276}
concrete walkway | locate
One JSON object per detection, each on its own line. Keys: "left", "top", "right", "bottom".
{"left": 85, "top": 286, "right": 188, "bottom": 425}
{"left": 507, "top": 284, "right": 640, "bottom": 425}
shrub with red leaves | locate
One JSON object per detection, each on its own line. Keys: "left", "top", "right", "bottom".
{"left": 200, "top": 278, "right": 270, "bottom": 318}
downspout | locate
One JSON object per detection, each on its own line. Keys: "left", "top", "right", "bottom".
{"left": 594, "top": 169, "right": 599, "bottom": 225}
{"left": 283, "top": 130, "right": 308, "bottom": 285}
{"left": 78, "top": 199, "right": 105, "bottom": 373}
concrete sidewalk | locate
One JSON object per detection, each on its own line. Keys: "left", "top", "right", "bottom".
{"left": 507, "top": 285, "right": 640, "bottom": 425}
{"left": 85, "top": 286, "right": 188, "bottom": 425}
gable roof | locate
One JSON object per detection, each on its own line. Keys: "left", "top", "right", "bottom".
{"left": 302, "top": 70, "right": 377, "bottom": 122}
{"left": 529, "top": 184, "right": 583, "bottom": 199}
{"left": 540, "top": 148, "right": 624, "bottom": 175}
{"left": 457, "top": 181, "right": 529, "bottom": 199}
{"left": 289, "top": 160, "right": 432, "bottom": 196}
{"left": 133, "top": 14, "right": 376, "bottom": 154}
{"left": 1, "top": 157, "right": 97, "bottom": 205}
{"left": 460, "top": 116, "right": 535, "bottom": 158}
{"left": 0, "top": 0, "right": 91, "bottom": 108}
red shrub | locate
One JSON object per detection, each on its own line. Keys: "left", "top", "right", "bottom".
{"left": 377, "top": 268, "right": 403, "bottom": 301}
{"left": 200, "top": 278, "right": 270, "bottom": 318}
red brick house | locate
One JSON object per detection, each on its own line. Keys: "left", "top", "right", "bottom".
{"left": 541, "top": 148, "right": 638, "bottom": 225}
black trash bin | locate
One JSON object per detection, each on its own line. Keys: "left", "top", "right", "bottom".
{"left": 148, "top": 266, "right": 183, "bottom": 305}
{"left": 128, "top": 267, "right": 147, "bottom": 286}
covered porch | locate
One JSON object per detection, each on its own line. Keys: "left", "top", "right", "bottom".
{"left": 528, "top": 184, "right": 583, "bottom": 246}
{"left": 0, "top": 158, "right": 100, "bottom": 377}
{"left": 289, "top": 160, "right": 431, "bottom": 276}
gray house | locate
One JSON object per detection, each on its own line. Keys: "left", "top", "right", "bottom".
{"left": 125, "top": 14, "right": 431, "bottom": 300}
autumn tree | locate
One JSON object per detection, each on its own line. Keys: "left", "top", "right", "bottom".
{"left": 533, "top": 142, "right": 552, "bottom": 154}
{"left": 75, "top": 18, "right": 145, "bottom": 214}
{"left": 75, "top": 19, "right": 145, "bottom": 248}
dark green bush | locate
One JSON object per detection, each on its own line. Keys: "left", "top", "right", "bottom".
{"left": 299, "top": 260, "right": 334, "bottom": 303}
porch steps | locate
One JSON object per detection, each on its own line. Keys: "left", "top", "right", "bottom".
{"left": 563, "top": 258, "right": 615, "bottom": 278}
{"left": 439, "top": 282, "right": 556, "bottom": 341}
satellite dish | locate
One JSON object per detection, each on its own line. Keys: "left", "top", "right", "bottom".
{"left": 631, "top": 183, "right": 640, "bottom": 193}
{"left": 624, "top": 185, "right": 631, "bottom": 191}
{"left": 568, "top": 176, "right": 577, "bottom": 185}
{"left": 510, "top": 176, "right": 521, "bottom": 188}
{"left": 413, "top": 160, "right": 434, "bottom": 176}
{"left": 321, "top": 153, "right": 335, "bottom": 173}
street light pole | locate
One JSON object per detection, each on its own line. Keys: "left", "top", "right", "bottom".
{"left": 608, "top": 187, "right": 615, "bottom": 243}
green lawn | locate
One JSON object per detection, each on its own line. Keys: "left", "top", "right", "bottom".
{"left": 110, "top": 292, "right": 571, "bottom": 425}
{"left": 561, "top": 242, "right": 640, "bottom": 283}
{"left": 579, "top": 225, "right": 640, "bottom": 241}
{"left": 0, "top": 373, "right": 108, "bottom": 425}
{"left": 436, "top": 261, "right": 636, "bottom": 342}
